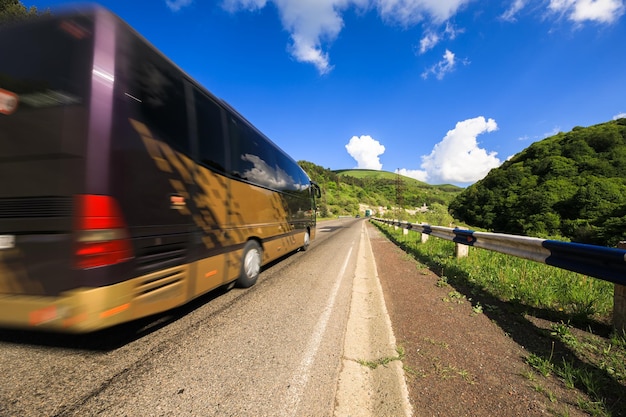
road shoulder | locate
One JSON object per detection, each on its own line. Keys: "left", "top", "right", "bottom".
{"left": 334, "top": 221, "right": 413, "bottom": 417}
{"left": 368, "top": 221, "right": 591, "bottom": 417}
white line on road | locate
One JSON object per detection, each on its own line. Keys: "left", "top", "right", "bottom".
{"left": 280, "top": 243, "right": 354, "bottom": 417}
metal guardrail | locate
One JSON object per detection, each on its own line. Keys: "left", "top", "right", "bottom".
{"left": 371, "top": 218, "right": 626, "bottom": 286}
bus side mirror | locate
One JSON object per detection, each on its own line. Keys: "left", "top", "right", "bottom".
{"left": 311, "top": 182, "right": 321, "bottom": 199}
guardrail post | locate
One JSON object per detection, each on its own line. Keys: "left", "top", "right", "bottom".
{"left": 455, "top": 243, "right": 469, "bottom": 259}
{"left": 614, "top": 242, "right": 626, "bottom": 335}
{"left": 421, "top": 233, "right": 429, "bottom": 243}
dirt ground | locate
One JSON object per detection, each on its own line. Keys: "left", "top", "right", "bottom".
{"left": 367, "top": 221, "right": 608, "bottom": 417}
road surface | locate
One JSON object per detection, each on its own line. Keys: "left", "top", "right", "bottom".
{"left": 0, "top": 218, "right": 411, "bottom": 417}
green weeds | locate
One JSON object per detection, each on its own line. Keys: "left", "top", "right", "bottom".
{"left": 443, "top": 290, "right": 465, "bottom": 304}
{"left": 357, "top": 346, "right": 405, "bottom": 370}
{"left": 471, "top": 302, "right": 483, "bottom": 316}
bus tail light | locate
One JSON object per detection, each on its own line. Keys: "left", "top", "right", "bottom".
{"left": 73, "top": 195, "right": 134, "bottom": 269}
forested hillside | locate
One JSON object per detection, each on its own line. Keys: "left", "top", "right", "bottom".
{"left": 449, "top": 119, "right": 626, "bottom": 247}
{"left": 0, "top": 0, "right": 47, "bottom": 23}
{"left": 297, "top": 162, "right": 462, "bottom": 221}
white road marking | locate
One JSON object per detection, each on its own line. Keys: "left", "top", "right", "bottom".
{"left": 280, "top": 244, "right": 354, "bottom": 417}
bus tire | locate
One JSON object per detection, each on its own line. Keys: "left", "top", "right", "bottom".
{"left": 236, "top": 240, "right": 262, "bottom": 288}
{"left": 301, "top": 230, "right": 310, "bottom": 251}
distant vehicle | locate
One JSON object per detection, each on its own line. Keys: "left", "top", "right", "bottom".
{"left": 0, "top": 7, "right": 321, "bottom": 333}
{"left": 355, "top": 214, "right": 361, "bottom": 218}
{"left": 365, "top": 209, "right": 372, "bottom": 217}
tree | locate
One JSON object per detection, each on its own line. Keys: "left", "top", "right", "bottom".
{"left": 449, "top": 119, "right": 626, "bottom": 246}
{"left": 0, "top": 0, "right": 47, "bottom": 24}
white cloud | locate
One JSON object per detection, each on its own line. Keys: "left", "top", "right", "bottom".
{"left": 401, "top": 116, "right": 501, "bottom": 185}
{"left": 396, "top": 168, "right": 428, "bottom": 182}
{"left": 419, "top": 31, "right": 440, "bottom": 54}
{"left": 543, "top": 126, "right": 562, "bottom": 138}
{"left": 501, "top": 0, "right": 528, "bottom": 21}
{"left": 165, "top": 0, "right": 193, "bottom": 12}
{"left": 418, "top": 23, "right": 461, "bottom": 54}
{"left": 421, "top": 49, "right": 465, "bottom": 79}
{"left": 516, "top": 126, "right": 560, "bottom": 143}
{"left": 548, "top": 0, "right": 625, "bottom": 23}
{"left": 223, "top": 0, "right": 623, "bottom": 74}
{"left": 376, "top": 0, "right": 473, "bottom": 25}
{"left": 443, "top": 21, "right": 461, "bottom": 39}
{"left": 345, "top": 135, "right": 386, "bottom": 170}
{"left": 224, "top": 0, "right": 368, "bottom": 75}
{"left": 224, "top": 0, "right": 473, "bottom": 74}
{"left": 222, "top": 0, "right": 267, "bottom": 12}
{"left": 613, "top": 112, "right": 626, "bottom": 120}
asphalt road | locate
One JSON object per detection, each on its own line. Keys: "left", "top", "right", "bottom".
{"left": 0, "top": 218, "right": 409, "bottom": 417}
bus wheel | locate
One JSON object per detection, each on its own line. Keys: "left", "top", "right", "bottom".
{"left": 301, "top": 230, "right": 310, "bottom": 251}
{"left": 236, "top": 240, "right": 262, "bottom": 288}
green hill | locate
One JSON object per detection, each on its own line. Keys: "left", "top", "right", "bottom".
{"left": 449, "top": 118, "right": 626, "bottom": 246}
{"left": 298, "top": 162, "right": 462, "bottom": 222}
{"left": 334, "top": 169, "right": 462, "bottom": 209}
{"left": 333, "top": 169, "right": 462, "bottom": 192}
{"left": 334, "top": 168, "right": 397, "bottom": 179}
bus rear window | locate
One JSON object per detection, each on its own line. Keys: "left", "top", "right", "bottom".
{"left": 0, "top": 14, "right": 95, "bottom": 175}
{"left": 0, "top": 15, "right": 93, "bottom": 111}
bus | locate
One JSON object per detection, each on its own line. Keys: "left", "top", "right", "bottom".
{"left": 0, "top": 6, "right": 320, "bottom": 333}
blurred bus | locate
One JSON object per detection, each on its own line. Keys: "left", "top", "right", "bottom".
{"left": 0, "top": 6, "right": 320, "bottom": 333}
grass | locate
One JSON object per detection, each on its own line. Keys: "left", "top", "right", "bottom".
{"left": 471, "top": 302, "right": 483, "bottom": 316}
{"left": 357, "top": 346, "right": 405, "bottom": 370}
{"left": 413, "top": 337, "right": 474, "bottom": 384}
{"left": 375, "top": 221, "right": 614, "bottom": 319}
{"left": 443, "top": 290, "right": 465, "bottom": 304}
{"left": 372, "top": 220, "right": 626, "bottom": 417}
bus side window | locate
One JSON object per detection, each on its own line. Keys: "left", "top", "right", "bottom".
{"left": 131, "top": 44, "right": 190, "bottom": 155}
{"left": 299, "top": 170, "right": 312, "bottom": 194}
{"left": 229, "top": 114, "right": 277, "bottom": 188}
{"left": 274, "top": 152, "right": 300, "bottom": 192}
{"left": 194, "top": 90, "right": 226, "bottom": 173}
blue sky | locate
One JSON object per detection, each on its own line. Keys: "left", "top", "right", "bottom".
{"left": 27, "top": 0, "right": 626, "bottom": 186}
